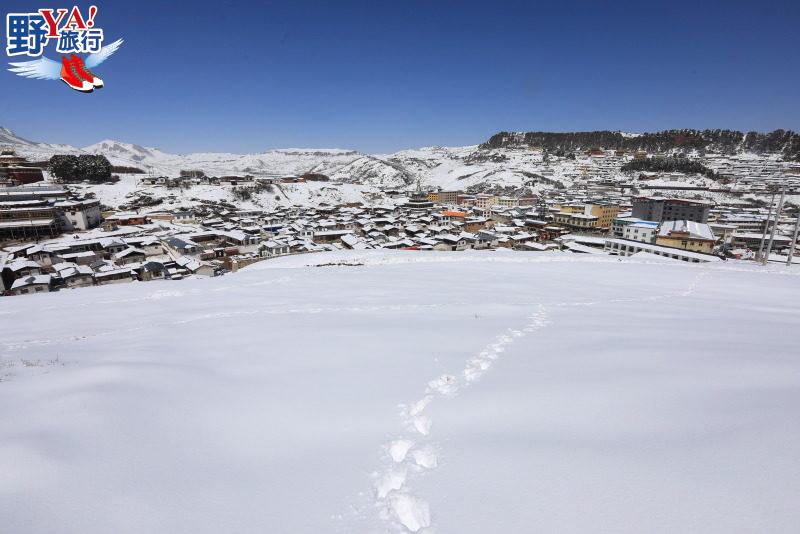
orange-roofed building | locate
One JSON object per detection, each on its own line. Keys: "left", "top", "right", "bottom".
{"left": 441, "top": 210, "right": 466, "bottom": 218}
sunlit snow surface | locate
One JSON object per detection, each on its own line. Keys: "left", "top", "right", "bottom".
{"left": 1, "top": 251, "right": 799, "bottom": 533}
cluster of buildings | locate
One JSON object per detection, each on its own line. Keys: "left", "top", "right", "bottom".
{"left": 0, "top": 192, "right": 726, "bottom": 297}
{"left": 0, "top": 185, "right": 102, "bottom": 242}
{"left": 2, "top": 146, "right": 800, "bottom": 297}
{"left": 137, "top": 172, "right": 330, "bottom": 188}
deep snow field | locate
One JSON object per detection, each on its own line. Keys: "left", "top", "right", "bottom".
{"left": 1, "top": 251, "right": 799, "bottom": 533}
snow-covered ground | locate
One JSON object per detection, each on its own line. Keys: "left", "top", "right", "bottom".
{"left": 1, "top": 251, "right": 799, "bottom": 533}
{"left": 69, "top": 173, "right": 384, "bottom": 211}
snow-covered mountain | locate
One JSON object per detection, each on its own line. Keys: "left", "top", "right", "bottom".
{"left": 82, "top": 139, "right": 173, "bottom": 164}
{"left": 0, "top": 126, "right": 78, "bottom": 155}
{"left": 0, "top": 126, "right": 560, "bottom": 191}
{"left": 4, "top": 125, "right": 793, "bottom": 211}
{"left": 0, "top": 127, "right": 35, "bottom": 146}
{"left": 1, "top": 127, "right": 385, "bottom": 182}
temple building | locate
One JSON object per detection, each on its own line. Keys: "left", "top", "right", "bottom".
{"left": 0, "top": 149, "right": 45, "bottom": 185}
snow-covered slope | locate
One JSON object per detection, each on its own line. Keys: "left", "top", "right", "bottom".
{"left": 0, "top": 126, "right": 36, "bottom": 146}
{"left": 0, "top": 126, "right": 569, "bottom": 191}
{"left": 1, "top": 251, "right": 799, "bottom": 533}
{"left": 79, "top": 143, "right": 372, "bottom": 181}
{"left": 82, "top": 139, "right": 174, "bottom": 164}
{"left": 385, "top": 145, "right": 556, "bottom": 191}
{"left": 3, "top": 126, "right": 795, "bottom": 210}
{"left": 0, "top": 126, "right": 78, "bottom": 156}
{"left": 1, "top": 127, "right": 373, "bottom": 181}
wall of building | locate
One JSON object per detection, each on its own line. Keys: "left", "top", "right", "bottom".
{"left": 655, "top": 236, "right": 714, "bottom": 253}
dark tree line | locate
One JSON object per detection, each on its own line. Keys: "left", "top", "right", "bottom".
{"left": 49, "top": 155, "right": 112, "bottom": 182}
{"left": 621, "top": 157, "right": 719, "bottom": 179}
{"left": 481, "top": 129, "right": 800, "bottom": 160}
{"left": 111, "top": 165, "right": 145, "bottom": 174}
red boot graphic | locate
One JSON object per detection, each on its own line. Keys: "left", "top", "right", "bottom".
{"left": 70, "top": 55, "right": 104, "bottom": 89}
{"left": 60, "top": 56, "right": 94, "bottom": 92}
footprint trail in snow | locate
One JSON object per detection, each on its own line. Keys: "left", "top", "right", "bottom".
{"left": 372, "top": 304, "right": 550, "bottom": 533}
{"left": 366, "top": 271, "right": 705, "bottom": 532}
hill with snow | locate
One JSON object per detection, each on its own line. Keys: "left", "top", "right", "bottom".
{"left": 0, "top": 126, "right": 77, "bottom": 155}
{"left": 3, "top": 126, "right": 797, "bottom": 210}
{"left": 1, "top": 250, "right": 799, "bottom": 533}
{"left": 0, "top": 126, "right": 579, "bottom": 195}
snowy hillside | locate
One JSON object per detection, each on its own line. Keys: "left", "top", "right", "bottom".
{"left": 64, "top": 174, "right": 385, "bottom": 211}
{"left": 82, "top": 139, "right": 174, "bottom": 164}
{"left": 0, "top": 126, "right": 77, "bottom": 155}
{"left": 1, "top": 251, "right": 799, "bottom": 534}
{"left": 0, "top": 126, "right": 589, "bottom": 191}
{"left": 79, "top": 144, "right": 370, "bottom": 182}
{"left": 3, "top": 126, "right": 796, "bottom": 210}
{"left": 2, "top": 128, "right": 376, "bottom": 184}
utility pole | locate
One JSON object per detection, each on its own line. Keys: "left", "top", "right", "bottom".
{"left": 787, "top": 212, "right": 800, "bottom": 267}
{"left": 756, "top": 189, "right": 776, "bottom": 262}
{"left": 763, "top": 183, "right": 786, "bottom": 265}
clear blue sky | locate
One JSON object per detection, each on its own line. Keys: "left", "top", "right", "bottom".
{"left": 2, "top": 0, "right": 798, "bottom": 153}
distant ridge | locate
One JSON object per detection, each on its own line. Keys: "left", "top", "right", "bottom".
{"left": 481, "top": 129, "right": 800, "bottom": 160}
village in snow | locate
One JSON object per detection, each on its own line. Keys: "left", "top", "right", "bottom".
{"left": 2, "top": 128, "right": 800, "bottom": 533}
{"left": 3, "top": 0, "right": 800, "bottom": 531}
{"left": 1, "top": 127, "right": 799, "bottom": 297}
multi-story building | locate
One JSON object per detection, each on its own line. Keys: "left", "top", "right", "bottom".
{"left": 552, "top": 211, "right": 598, "bottom": 231}
{"left": 731, "top": 232, "right": 793, "bottom": 251}
{"left": 623, "top": 221, "right": 658, "bottom": 243}
{"left": 0, "top": 150, "right": 44, "bottom": 185}
{"left": 495, "top": 196, "right": 518, "bottom": 208}
{"left": 54, "top": 200, "right": 102, "bottom": 231}
{"left": 632, "top": 197, "right": 712, "bottom": 223}
{"left": 437, "top": 190, "right": 461, "bottom": 205}
{"left": 457, "top": 194, "right": 476, "bottom": 206}
{"left": 585, "top": 202, "right": 621, "bottom": 229}
{"left": 474, "top": 194, "right": 497, "bottom": 210}
{"left": 0, "top": 203, "right": 61, "bottom": 241}
{"left": 612, "top": 216, "right": 652, "bottom": 238}
{"left": 554, "top": 203, "right": 584, "bottom": 214}
{"left": 0, "top": 185, "right": 70, "bottom": 203}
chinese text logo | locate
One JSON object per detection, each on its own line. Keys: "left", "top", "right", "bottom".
{"left": 5, "top": 6, "right": 123, "bottom": 93}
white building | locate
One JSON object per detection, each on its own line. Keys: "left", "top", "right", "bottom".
{"left": 623, "top": 222, "right": 658, "bottom": 243}
{"left": 9, "top": 274, "right": 52, "bottom": 295}
{"left": 55, "top": 200, "right": 102, "bottom": 231}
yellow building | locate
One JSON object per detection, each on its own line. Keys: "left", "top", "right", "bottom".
{"left": 655, "top": 220, "right": 716, "bottom": 254}
{"left": 474, "top": 194, "right": 497, "bottom": 209}
{"left": 495, "top": 196, "right": 518, "bottom": 207}
{"left": 427, "top": 191, "right": 441, "bottom": 203}
{"left": 585, "top": 203, "right": 621, "bottom": 230}
{"left": 554, "top": 203, "right": 584, "bottom": 214}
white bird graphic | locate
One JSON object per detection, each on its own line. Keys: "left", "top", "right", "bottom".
{"left": 7, "top": 39, "right": 123, "bottom": 92}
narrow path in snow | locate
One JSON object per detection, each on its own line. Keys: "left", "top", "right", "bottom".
{"left": 368, "top": 271, "right": 706, "bottom": 533}
{"left": 372, "top": 306, "right": 549, "bottom": 532}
